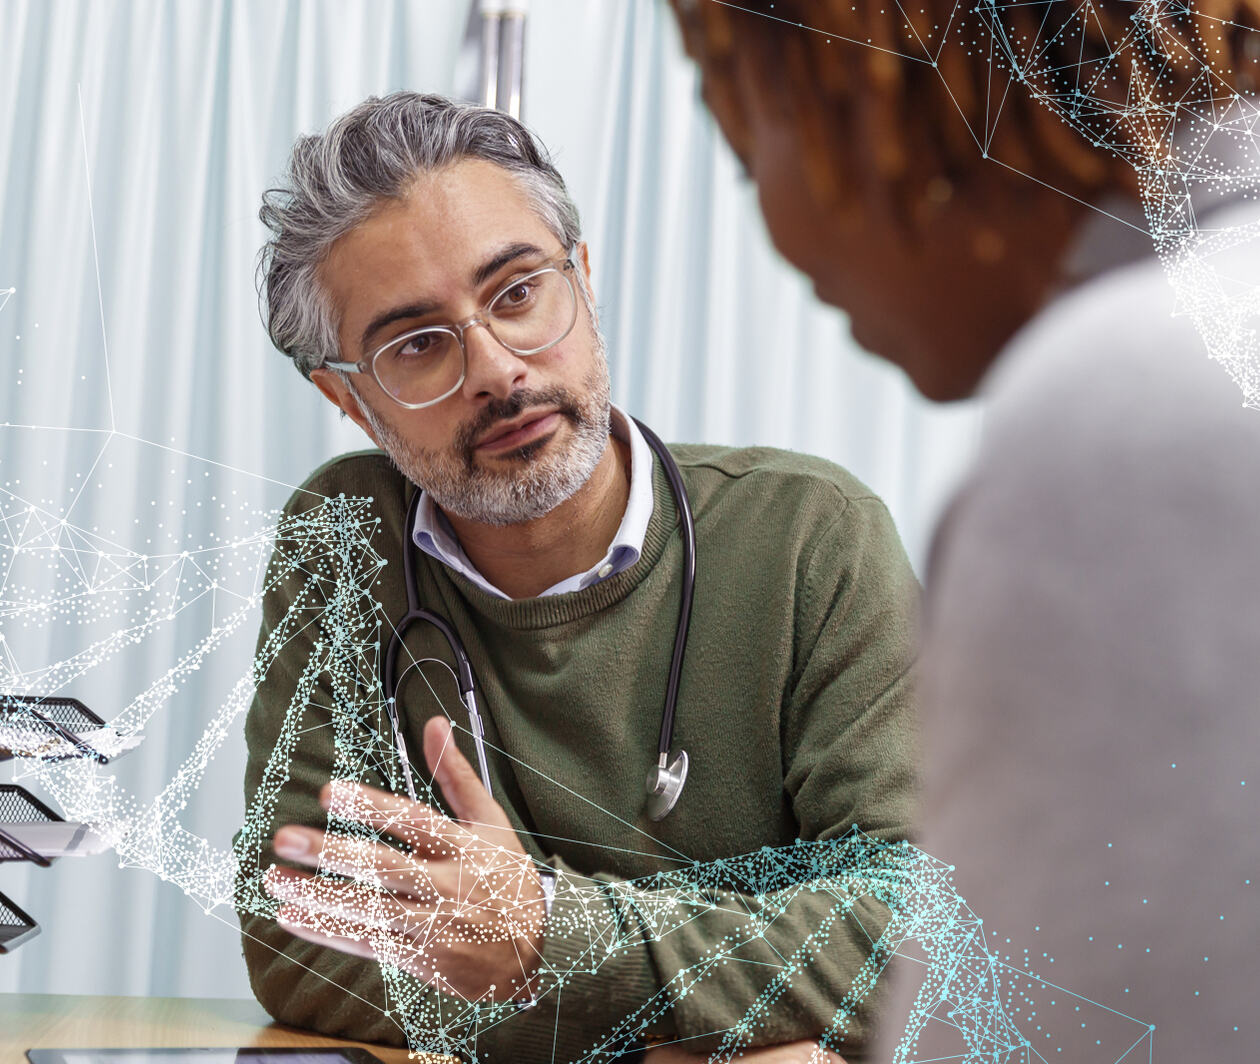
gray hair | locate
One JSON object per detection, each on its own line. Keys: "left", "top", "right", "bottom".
{"left": 258, "top": 91, "right": 583, "bottom": 379}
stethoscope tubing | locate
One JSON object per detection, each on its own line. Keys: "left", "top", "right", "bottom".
{"left": 381, "top": 417, "right": 695, "bottom": 816}
{"left": 631, "top": 420, "right": 696, "bottom": 761}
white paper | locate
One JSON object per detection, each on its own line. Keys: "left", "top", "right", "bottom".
{"left": 0, "top": 820, "right": 111, "bottom": 857}
{"left": 0, "top": 723, "right": 144, "bottom": 760}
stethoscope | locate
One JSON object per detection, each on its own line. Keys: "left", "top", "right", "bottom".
{"left": 381, "top": 417, "right": 697, "bottom": 821}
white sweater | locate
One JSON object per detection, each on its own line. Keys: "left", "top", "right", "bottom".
{"left": 878, "top": 199, "right": 1260, "bottom": 1063}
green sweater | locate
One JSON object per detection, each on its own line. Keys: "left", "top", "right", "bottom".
{"left": 236, "top": 443, "right": 919, "bottom": 1063}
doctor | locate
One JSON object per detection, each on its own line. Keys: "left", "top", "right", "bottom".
{"left": 238, "top": 91, "right": 919, "bottom": 1063}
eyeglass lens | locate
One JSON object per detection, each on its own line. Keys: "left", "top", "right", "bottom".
{"left": 375, "top": 267, "right": 576, "bottom": 406}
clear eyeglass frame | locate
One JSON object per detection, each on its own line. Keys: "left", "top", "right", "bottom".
{"left": 321, "top": 246, "right": 581, "bottom": 410}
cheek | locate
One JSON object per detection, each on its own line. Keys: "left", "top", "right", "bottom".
{"left": 384, "top": 404, "right": 462, "bottom": 453}
{"left": 755, "top": 162, "right": 816, "bottom": 272}
{"left": 531, "top": 332, "right": 596, "bottom": 383}
{"left": 751, "top": 147, "right": 873, "bottom": 299}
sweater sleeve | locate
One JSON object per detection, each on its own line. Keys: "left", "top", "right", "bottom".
{"left": 233, "top": 502, "right": 408, "bottom": 1049}
{"left": 233, "top": 502, "right": 665, "bottom": 1063}
{"left": 520, "top": 495, "right": 921, "bottom": 1059}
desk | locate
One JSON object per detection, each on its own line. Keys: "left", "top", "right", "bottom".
{"left": 0, "top": 994, "right": 456, "bottom": 1064}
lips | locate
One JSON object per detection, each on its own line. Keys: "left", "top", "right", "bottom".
{"left": 475, "top": 409, "right": 562, "bottom": 452}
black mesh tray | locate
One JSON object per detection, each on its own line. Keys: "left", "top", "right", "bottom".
{"left": 0, "top": 784, "right": 64, "bottom": 866}
{"left": 0, "top": 888, "right": 39, "bottom": 953}
{"left": 0, "top": 694, "right": 110, "bottom": 763}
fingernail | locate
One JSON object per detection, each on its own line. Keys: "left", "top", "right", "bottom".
{"left": 274, "top": 830, "right": 310, "bottom": 859}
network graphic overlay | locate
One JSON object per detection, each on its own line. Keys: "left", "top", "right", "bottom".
{"left": 710, "top": 0, "right": 1260, "bottom": 407}
{"left": 1, "top": 11, "right": 1199, "bottom": 1058}
{"left": 2, "top": 468, "right": 1151, "bottom": 1062}
{"left": 976, "top": 0, "right": 1260, "bottom": 405}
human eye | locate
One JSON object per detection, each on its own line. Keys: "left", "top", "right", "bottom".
{"left": 390, "top": 330, "right": 445, "bottom": 362}
{"left": 491, "top": 277, "right": 539, "bottom": 315}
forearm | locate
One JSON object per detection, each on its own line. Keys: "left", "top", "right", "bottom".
{"left": 646, "top": 1039, "right": 849, "bottom": 1063}
{"left": 239, "top": 897, "right": 615, "bottom": 1062}
{"left": 534, "top": 842, "right": 905, "bottom": 1058}
{"left": 239, "top": 908, "right": 406, "bottom": 1046}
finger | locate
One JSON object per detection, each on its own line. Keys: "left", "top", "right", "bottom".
{"left": 264, "top": 866, "right": 415, "bottom": 932}
{"left": 277, "top": 906, "right": 470, "bottom": 995}
{"left": 309, "top": 786, "right": 531, "bottom": 911}
{"left": 268, "top": 870, "right": 524, "bottom": 969}
{"left": 276, "top": 904, "right": 384, "bottom": 963}
{"left": 274, "top": 902, "right": 437, "bottom": 980}
{"left": 272, "top": 829, "right": 442, "bottom": 902}
{"left": 266, "top": 865, "right": 478, "bottom": 935}
{"left": 320, "top": 779, "right": 473, "bottom": 856}
{"left": 317, "top": 774, "right": 535, "bottom": 904}
{"left": 410, "top": 854, "right": 547, "bottom": 914}
{"left": 279, "top": 813, "right": 528, "bottom": 915}
{"left": 423, "top": 715, "right": 514, "bottom": 835}
{"left": 264, "top": 867, "right": 501, "bottom": 947}
{"left": 273, "top": 825, "right": 325, "bottom": 869}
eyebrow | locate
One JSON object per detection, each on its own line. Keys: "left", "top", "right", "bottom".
{"left": 357, "top": 241, "right": 549, "bottom": 354}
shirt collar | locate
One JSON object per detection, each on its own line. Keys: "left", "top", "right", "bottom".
{"left": 411, "top": 404, "right": 656, "bottom": 600}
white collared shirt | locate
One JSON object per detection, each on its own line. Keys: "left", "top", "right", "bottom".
{"left": 411, "top": 405, "right": 655, "bottom": 600}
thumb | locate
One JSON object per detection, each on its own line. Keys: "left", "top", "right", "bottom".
{"left": 422, "top": 715, "right": 511, "bottom": 833}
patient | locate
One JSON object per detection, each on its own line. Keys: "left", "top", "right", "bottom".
{"left": 670, "top": 0, "right": 1260, "bottom": 1058}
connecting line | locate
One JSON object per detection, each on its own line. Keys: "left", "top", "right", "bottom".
{"left": 62, "top": 435, "right": 115, "bottom": 524}
{"left": 709, "top": 0, "right": 935, "bottom": 65}
{"left": 77, "top": 83, "right": 117, "bottom": 436}
{"left": 5, "top": 490, "right": 1160, "bottom": 1063}
{"left": 10, "top": 9, "right": 1241, "bottom": 1062}
{"left": 383, "top": 615, "right": 697, "bottom": 864}
{"left": 9, "top": 87, "right": 309, "bottom": 503}
{"left": 108, "top": 431, "right": 311, "bottom": 493}
{"left": 211, "top": 907, "right": 408, "bottom": 1037}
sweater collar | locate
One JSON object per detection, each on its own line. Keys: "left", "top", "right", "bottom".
{"left": 411, "top": 405, "right": 656, "bottom": 599}
{"left": 425, "top": 452, "right": 682, "bottom": 631}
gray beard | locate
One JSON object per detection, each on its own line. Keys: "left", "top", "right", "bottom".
{"left": 357, "top": 331, "right": 613, "bottom": 528}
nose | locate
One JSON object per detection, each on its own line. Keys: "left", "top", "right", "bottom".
{"left": 459, "top": 320, "right": 529, "bottom": 401}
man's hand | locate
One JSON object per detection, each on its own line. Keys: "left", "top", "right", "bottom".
{"left": 644, "top": 1042, "right": 847, "bottom": 1063}
{"left": 263, "top": 715, "right": 546, "bottom": 1003}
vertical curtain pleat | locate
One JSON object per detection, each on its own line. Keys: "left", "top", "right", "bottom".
{"left": 0, "top": 0, "right": 980, "bottom": 998}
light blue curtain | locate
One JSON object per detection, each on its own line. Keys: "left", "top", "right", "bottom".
{"left": 0, "top": 0, "right": 980, "bottom": 999}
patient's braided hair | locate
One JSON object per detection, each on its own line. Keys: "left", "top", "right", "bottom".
{"left": 669, "top": 0, "right": 1260, "bottom": 213}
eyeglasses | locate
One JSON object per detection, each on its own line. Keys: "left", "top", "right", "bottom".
{"left": 323, "top": 248, "right": 581, "bottom": 410}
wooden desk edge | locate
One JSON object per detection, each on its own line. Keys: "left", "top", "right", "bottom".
{"left": 0, "top": 993, "right": 458, "bottom": 1064}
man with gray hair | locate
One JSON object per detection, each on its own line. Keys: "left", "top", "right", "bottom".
{"left": 237, "top": 91, "right": 919, "bottom": 1063}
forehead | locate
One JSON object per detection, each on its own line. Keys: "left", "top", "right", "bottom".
{"left": 320, "top": 158, "right": 557, "bottom": 333}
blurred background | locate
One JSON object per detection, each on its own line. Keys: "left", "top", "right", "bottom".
{"left": 0, "top": 0, "right": 980, "bottom": 999}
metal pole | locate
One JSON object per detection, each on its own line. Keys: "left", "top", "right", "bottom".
{"left": 478, "top": 1, "right": 503, "bottom": 108}
{"left": 496, "top": 3, "right": 528, "bottom": 120}
{"left": 479, "top": 0, "right": 527, "bottom": 119}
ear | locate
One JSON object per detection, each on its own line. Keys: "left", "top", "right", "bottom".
{"left": 311, "top": 367, "right": 383, "bottom": 448}
{"left": 575, "top": 242, "right": 598, "bottom": 324}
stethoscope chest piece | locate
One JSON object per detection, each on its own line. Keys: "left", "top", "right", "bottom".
{"left": 645, "top": 749, "right": 689, "bottom": 822}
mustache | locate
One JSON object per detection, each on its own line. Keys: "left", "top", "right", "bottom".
{"left": 454, "top": 387, "right": 585, "bottom": 460}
